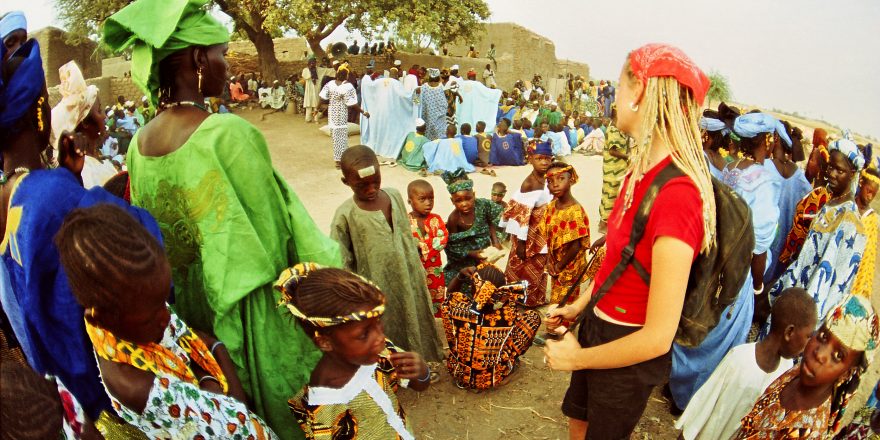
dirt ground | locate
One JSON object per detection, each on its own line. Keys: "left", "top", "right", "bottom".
{"left": 241, "top": 107, "right": 678, "bottom": 439}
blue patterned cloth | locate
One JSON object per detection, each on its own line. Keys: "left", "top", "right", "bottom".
{"left": 418, "top": 83, "right": 447, "bottom": 141}
{"left": 489, "top": 133, "right": 525, "bottom": 166}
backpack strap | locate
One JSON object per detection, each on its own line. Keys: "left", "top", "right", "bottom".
{"left": 583, "top": 163, "right": 685, "bottom": 315}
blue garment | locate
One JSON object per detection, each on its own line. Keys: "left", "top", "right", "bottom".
{"left": 457, "top": 135, "right": 478, "bottom": 163}
{"left": 0, "top": 168, "right": 164, "bottom": 420}
{"left": 733, "top": 113, "right": 791, "bottom": 147}
{"left": 423, "top": 138, "right": 475, "bottom": 173}
{"left": 0, "top": 39, "right": 45, "bottom": 131}
{"left": 703, "top": 151, "right": 724, "bottom": 181}
{"left": 497, "top": 106, "right": 516, "bottom": 124}
{"left": 764, "top": 164, "right": 811, "bottom": 283}
{"left": 523, "top": 128, "right": 534, "bottom": 138}
{"left": 455, "top": 80, "right": 503, "bottom": 135}
{"left": 117, "top": 115, "right": 138, "bottom": 134}
{"left": 417, "top": 83, "right": 447, "bottom": 141}
{"left": 545, "top": 131, "right": 571, "bottom": 156}
{"left": 361, "top": 77, "right": 416, "bottom": 158}
{"left": 489, "top": 133, "right": 525, "bottom": 166}
{"left": 670, "top": 163, "right": 780, "bottom": 409}
{"left": 580, "top": 124, "right": 592, "bottom": 137}
{"left": 565, "top": 127, "right": 579, "bottom": 147}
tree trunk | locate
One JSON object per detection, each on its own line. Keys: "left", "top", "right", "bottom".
{"left": 306, "top": 36, "right": 328, "bottom": 62}
{"left": 251, "top": 31, "right": 281, "bottom": 81}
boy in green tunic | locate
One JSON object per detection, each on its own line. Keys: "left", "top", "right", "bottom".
{"left": 331, "top": 146, "right": 444, "bottom": 362}
{"left": 397, "top": 118, "right": 430, "bottom": 172}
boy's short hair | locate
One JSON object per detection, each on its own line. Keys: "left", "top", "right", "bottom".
{"left": 476, "top": 121, "right": 486, "bottom": 131}
{"left": 492, "top": 182, "right": 506, "bottom": 191}
{"left": 407, "top": 179, "right": 433, "bottom": 196}
{"left": 769, "top": 287, "right": 817, "bottom": 333}
{"left": 460, "top": 123, "right": 472, "bottom": 135}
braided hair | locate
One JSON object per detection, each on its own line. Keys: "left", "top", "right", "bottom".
{"left": 0, "top": 362, "right": 64, "bottom": 440}
{"left": 288, "top": 268, "right": 385, "bottom": 334}
{"left": 54, "top": 203, "right": 167, "bottom": 315}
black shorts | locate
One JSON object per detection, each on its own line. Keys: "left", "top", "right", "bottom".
{"left": 561, "top": 310, "right": 671, "bottom": 440}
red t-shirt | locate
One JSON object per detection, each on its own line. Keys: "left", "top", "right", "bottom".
{"left": 594, "top": 157, "right": 704, "bottom": 325}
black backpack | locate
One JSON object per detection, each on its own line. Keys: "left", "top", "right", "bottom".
{"left": 586, "top": 162, "right": 754, "bottom": 347}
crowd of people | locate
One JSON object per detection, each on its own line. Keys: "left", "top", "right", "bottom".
{"left": 2, "top": 2, "right": 880, "bottom": 440}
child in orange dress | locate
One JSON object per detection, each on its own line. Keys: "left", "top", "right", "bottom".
{"left": 407, "top": 179, "right": 448, "bottom": 317}
{"left": 543, "top": 162, "right": 603, "bottom": 305}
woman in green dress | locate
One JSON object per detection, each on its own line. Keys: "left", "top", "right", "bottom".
{"left": 102, "top": 1, "right": 340, "bottom": 438}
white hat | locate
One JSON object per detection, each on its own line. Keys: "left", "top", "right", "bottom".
{"left": 451, "top": 64, "right": 460, "bottom": 71}
{"left": 106, "top": 109, "right": 114, "bottom": 117}
{"left": 141, "top": 96, "right": 148, "bottom": 102}
{"left": 550, "top": 101, "right": 558, "bottom": 107}
{"left": 415, "top": 118, "right": 426, "bottom": 127}
{"left": 124, "top": 100, "right": 134, "bottom": 107}
{"left": 394, "top": 59, "right": 402, "bottom": 66}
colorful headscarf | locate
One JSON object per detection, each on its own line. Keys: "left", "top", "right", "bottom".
{"left": 546, "top": 163, "right": 579, "bottom": 184}
{"left": 50, "top": 61, "right": 99, "bottom": 149}
{"left": 528, "top": 140, "right": 553, "bottom": 157}
{"left": 699, "top": 117, "right": 728, "bottom": 134}
{"left": 732, "top": 112, "right": 792, "bottom": 147}
{"left": 0, "top": 38, "right": 46, "bottom": 133}
{"left": 829, "top": 138, "right": 865, "bottom": 171}
{"left": 813, "top": 128, "right": 829, "bottom": 148}
{"left": 441, "top": 168, "right": 474, "bottom": 194}
{"left": 102, "top": 0, "right": 230, "bottom": 107}
{"left": 628, "top": 43, "right": 710, "bottom": 105}
{"left": 427, "top": 68, "right": 440, "bottom": 79}
{"left": 0, "top": 11, "right": 26, "bottom": 39}
{"left": 275, "top": 263, "right": 385, "bottom": 328}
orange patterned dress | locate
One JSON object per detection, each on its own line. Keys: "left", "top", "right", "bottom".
{"left": 779, "top": 187, "right": 830, "bottom": 265}
{"left": 735, "top": 368, "right": 831, "bottom": 439}
{"left": 542, "top": 200, "right": 602, "bottom": 304}
{"left": 499, "top": 188, "right": 552, "bottom": 306}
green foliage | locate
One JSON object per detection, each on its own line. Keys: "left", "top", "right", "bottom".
{"left": 55, "top": 0, "right": 132, "bottom": 44}
{"left": 706, "top": 71, "right": 732, "bottom": 107}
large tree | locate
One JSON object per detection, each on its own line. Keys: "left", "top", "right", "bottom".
{"left": 55, "top": 0, "right": 489, "bottom": 80}
{"left": 706, "top": 71, "right": 732, "bottom": 108}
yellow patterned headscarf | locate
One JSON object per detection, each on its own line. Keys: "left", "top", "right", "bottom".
{"left": 275, "top": 263, "right": 385, "bottom": 328}
{"left": 546, "top": 164, "right": 579, "bottom": 185}
{"left": 826, "top": 295, "right": 879, "bottom": 368}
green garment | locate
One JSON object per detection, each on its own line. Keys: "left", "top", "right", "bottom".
{"left": 397, "top": 132, "right": 430, "bottom": 171}
{"left": 600, "top": 126, "right": 629, "bottom": 224}
{"left": 444, "top": 198, "right": 503, "bottom": 284}
{"left": 536, "top": 108, "right": 551, "bottom": 126}
{"left": 330, "top": 188, "right": 444, "bottom": 362}
{"left": 141, "top": 105, "right": 156, "bottom": 124}
{"left": 103, "top": 0, "right": 230, "bottom": 107}
{"left": 127, "top": 114, "right": 341, "bottom": 440}
{"left": 133, "top": 108, "right": 145, "bottom": 127}
{"left": 547, "top": 110, "right": 563, "bottom": 126}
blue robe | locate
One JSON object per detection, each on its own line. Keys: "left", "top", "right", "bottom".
{"left": 523, "top": 128, "right": 535, "bottom": 138}
{"left": 360, "top": 77, "right": 416, "bottom": 158}
{"left": 489, "top": 133, "right": 525, "bottom": 166}
{"left": 455, "top": 80, "right": 503, "bottom": 135}
{"left": 763, "top": 164, "right": 812, "bottom": 283}
{"left": 0, "top": 168, "right": 164, "bottom": 419}
{"left": 670, "top": 163, "right": 781, "bottom": 410}
{"left": 417, "top": 83, "right": 447, "bottom": 141}
{"left": 457, "top": 135, "right": 479, "bottom": 164}
{"left": 423, "top": 138, "right": 476, "bottom": 173}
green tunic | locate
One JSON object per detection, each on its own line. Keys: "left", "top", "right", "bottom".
{"left": 330, "top": 188, "right": 444, "bottom": 362}
{"left": 397, "top": 132, "right": 430, "bottom": 171}
{"left": 600, "top": 126, "right": 629, "bottom": 224}
{"left": 127, "top": 113, "right": 341, "bottom": 440}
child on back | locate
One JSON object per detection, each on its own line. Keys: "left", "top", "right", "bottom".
{"left": 734, "top": 295, "right": 878, "bottom": 439}
{"left": 407, "top": 179, "right": 448, "bottom": 317}
{"left": 542, "top": 162, "right": 597, "bottom": 305}
{"left": 331, "top": 146, "right": 444, "bottom": 362}
{"left": 279, "top": 264, "right": 430, "bottom": 440}
{"left": 676, "top": 287, "right": 818, "bottom": 440}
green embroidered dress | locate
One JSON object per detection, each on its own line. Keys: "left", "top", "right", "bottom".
{"left": 127, "top": 113, "right": 341, "bottom": 440}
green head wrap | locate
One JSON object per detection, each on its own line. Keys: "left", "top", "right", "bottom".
{"left": 102, "top": 0, "right": 229, "bottom": 107}
{"left": 441, "top": 168, "right": 474, "bottom": 194}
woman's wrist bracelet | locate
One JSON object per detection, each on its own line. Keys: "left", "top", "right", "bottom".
{"left": 417, "top": 367, "right": 431, "bottom": 383}
{"left": 199, "top": 375, "right": 220, "bottom": 386}
{"left": 210, "top": 340, "right": 224, "bottom": 357}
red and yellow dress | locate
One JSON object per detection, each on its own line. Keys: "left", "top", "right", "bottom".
{"left": 779, "top": 187, "right": 830, "bottom": 265}
{"left": 409, "top": 213, "right": 448, "bottom": 316}
{"left": 542, "top": 200, "right": 603, "bottom": 304}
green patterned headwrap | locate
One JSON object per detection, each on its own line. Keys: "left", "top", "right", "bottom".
{"left": 441, "top": 168, "right": 474, "bottom": 194}
{"left": 102, "top": 0, "right": 230, "bottom": 107}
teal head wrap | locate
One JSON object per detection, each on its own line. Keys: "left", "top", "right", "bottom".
{"left": 441, "top": 168, "right": 474, "bottom": 194}
{"left": 102, "top": 0, "right": 230, "bottom": 107}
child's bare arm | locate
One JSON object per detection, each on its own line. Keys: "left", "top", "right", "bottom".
{"left": 489, "top": 222, "right": 501, "bottom": 248}
{"left": 389, "top": 352, "right": 431, "bottom": 392}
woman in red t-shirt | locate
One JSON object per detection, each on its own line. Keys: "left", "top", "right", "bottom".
{"left": 544, "top": 44, "right": 715, "bottom": 439}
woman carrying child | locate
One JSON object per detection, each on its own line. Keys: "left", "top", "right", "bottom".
{"left": 735, "top": 295, "right": 879, "bottom": 439}
{"left": 499, "top": 140, "right": 553, "bottom": 306}
{"left": 56, "top": 204, "right": 275, "bottom": 439}
{"left": 544, "top": 44, "right": 715, "bottom": 439}
{"left": 278, "top": 263, "right": 430, "bottom": 440}
{"left": 442, "top": 169, "right": 504, "bottom": 285}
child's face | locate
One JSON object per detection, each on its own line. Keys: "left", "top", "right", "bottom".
{"left": 343, "top": 164, "right": 382, "bottom": 202}
{"left": 547, "top": 170, "right": 574, "bottom": 198}
{"left": 451, "top": 190, "right": 476, "bottom": 215}
{"left": 858, "top": 179, "right": 878, "bottom": 206}
{"left": 800, "top": 326, "right": 862, "bottom": 387}
{"left": 323, "top": 315, "right": 387, "bottom": 365}
{"left": 780, "top": 322, "right": 816, "bottom": 359}
{"left": 490, "top": 188, "right": 505, "bottom": 204}
{"left": 408, "top": 187, "right": 434, "bottom": 216}
{"left": 529, "top": 154, "right": 552, "bottom": 175}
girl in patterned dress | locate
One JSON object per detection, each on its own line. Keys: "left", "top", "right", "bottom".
{"left": 278, "top": 263, "right": 430, "bottom": 440}
{"left": 319, "top": 66, "right": 369, "bottom": 169}
{"left": 56, "top": 204, "right": 275, "bottom": 440}
{"left": 407, "top": 179, "right": 448, "bottom": 317}
{"left": 851, "top": 162, "right": 879, "bottom": 298}
{"left": 735, "top": 295, "right": 879, "bottom": 439}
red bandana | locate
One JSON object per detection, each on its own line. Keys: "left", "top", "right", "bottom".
{"left": 629, "top": 43, "right": 710, "bottom": 106}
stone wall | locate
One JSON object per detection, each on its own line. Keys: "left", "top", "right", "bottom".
{"left": 228, "top": 37, "right": 310, "bottom": 62}
{"left": 102, "top": 56, "right": 131, "bottom": 78}
{"left": 33, "top": 27, "right": 101, "bottom": 87}
{"left": 446, "top": 22, "right": 590, "bottom": 88}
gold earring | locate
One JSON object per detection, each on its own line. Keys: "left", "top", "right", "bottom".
{"left": 198, "top": 68, "right": 203, "bottom": 93}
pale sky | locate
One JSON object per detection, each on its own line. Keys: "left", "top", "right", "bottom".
{"left": 9, "top": 0, "right": 879, "bottom": 138}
